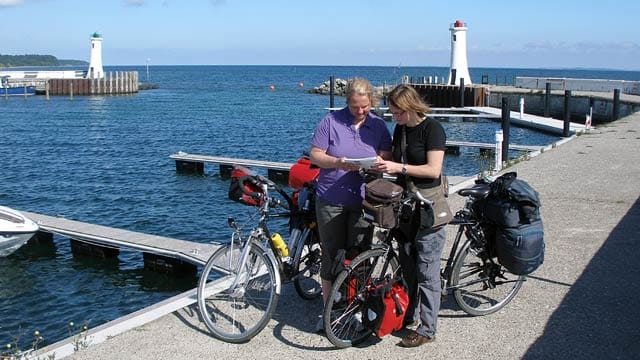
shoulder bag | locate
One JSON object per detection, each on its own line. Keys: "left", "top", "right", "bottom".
{"left": 401, "top": 126, "right": 453, "bottom": 230}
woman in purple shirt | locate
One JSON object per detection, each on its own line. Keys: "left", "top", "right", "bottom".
{"left": 310, "top": 78, "right": 392, "bottom": 332}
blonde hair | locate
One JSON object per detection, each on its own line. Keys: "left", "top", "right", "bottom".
{"left": 387, "top": 84, "right": 431, "bottom": 118}
{"left": 345, "top": 77, "right": 379, "bottom": 108}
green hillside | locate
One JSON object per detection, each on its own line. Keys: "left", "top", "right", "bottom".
{"left": 0, "top": 54, "right": 88, "bottom": 67}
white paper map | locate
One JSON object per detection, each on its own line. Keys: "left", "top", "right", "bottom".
{"left": 344, "top": 156, "right": 377, "bottom": 169}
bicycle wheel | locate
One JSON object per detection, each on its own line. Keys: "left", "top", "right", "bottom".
{"left": 293, "top": 230, "right": 322, "bottom": 300}
{"left": 450, "top": 239, "right": 524, "bottom": 316}
{"left": 197, "top": 242, "right": 279, "bottom": 343}
{"left": 323, "top": 247, "right": 400, "bottom": 348}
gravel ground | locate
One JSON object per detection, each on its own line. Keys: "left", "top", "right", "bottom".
{"left": 51, "top": 112, "right": 640, "bottom": 360}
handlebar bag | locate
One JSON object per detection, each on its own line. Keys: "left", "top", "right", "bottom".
{"left": 228, "top": 165, "right": 264, "bottom": 206}
{"left": 362, "top": 179, "right": 403, "bottom": 228}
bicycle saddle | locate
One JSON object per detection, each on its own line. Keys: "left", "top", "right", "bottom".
{"left": 457, "top": 183, "right": 490, "bottom": 198}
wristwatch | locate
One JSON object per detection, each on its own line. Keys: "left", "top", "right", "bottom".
{"left": 401, "top": 164, "right": 407, "bottom": 174}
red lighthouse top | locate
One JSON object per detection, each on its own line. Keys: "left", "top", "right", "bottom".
{"left": 454, "top": 20, "right": 464, "bottom": 27}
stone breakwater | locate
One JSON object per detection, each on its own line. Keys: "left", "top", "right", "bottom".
{"left": 307, "top": 78, "right": 388, "bottom": 97}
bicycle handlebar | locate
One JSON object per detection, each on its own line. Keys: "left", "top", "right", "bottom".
{"left": 237, "top": 174, "right": 291, "bottom": 211}
{"left": 412, "top": 190, "right": 434, "bottom": 207}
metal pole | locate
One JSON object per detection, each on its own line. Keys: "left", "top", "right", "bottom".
{"left": 563, "top": 90, "right": 571, "bottom": 137}
{"left": 612, "top": 88, "right": 620, "bottom": 120}
{"left": 329, "top": 76, "right": 335, "bottom": 112}
{"left": 501, "top": 97, "right": 511, "bottom": 165}
{"left": 544, "top": 82, "right": 551, "bottom": 117}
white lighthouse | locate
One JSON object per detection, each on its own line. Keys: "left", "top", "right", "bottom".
{"left": 86, "top": 32, "right": 104, "bottom": 79}
{"left": 447, "top": 20, "right": 472, "bottom": 86}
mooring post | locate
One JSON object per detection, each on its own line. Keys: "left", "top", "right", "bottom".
{"left": 458, "top": 78, "right": 465, "bottom": 107}
{"left": 544, "top": 82, "right": 551, "bottom": 117}
{"left": 494, "top": 130, "right": 503, "bottom": 171}
{"left": 501, "top": 97, "right": 511, "bottom": 165}
{"left": 69, "top": 81, "right": 74, "bottom": 101}
{"left": 589, "top": 97, "right": 594, "bottom": 126}
{"left": 23, "top": 84, "right": 28, "bottom": 99}
{"left": 45, "top": 80, "right": 50, "bottom": 100}
{"left": 563, "top": 90, "right": 571, "bottom": 137}
{"left": 329, "top": 76, "right": 335, "bottom": 112}
{"left": 382, "top": 81, "right": 387, "bottom": 105}
{"left": 612, "top": 88, "right": 621, "bottom": 121}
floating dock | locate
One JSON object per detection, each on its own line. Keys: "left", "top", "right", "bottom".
{"left": 22, "top": 211, "right": 218, "bottom": 274}
{"left": 469, "top": 106, "right": 586, "bottom": 134}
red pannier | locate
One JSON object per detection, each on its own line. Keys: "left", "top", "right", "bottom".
{"left": 362, "top": 277, "right": 409, "bottom": 338}
{"left": 228, "top": 165, "right": 264, "bottom": 206}
{"left": 288, "top": 157, "right": 319, "bottom": 190}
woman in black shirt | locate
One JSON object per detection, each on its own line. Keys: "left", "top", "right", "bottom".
{"left": 373, "top": 84, "right": 447, "bottom": 347}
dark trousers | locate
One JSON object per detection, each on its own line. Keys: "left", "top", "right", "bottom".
{"left": 398, "top": 226, "right": 446, "bottom": 338}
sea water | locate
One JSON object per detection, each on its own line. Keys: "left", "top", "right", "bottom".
{"left": 1, "top": 65, "right": 638, "bottom": 348}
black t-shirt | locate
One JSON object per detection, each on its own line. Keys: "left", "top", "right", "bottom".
{"left": 391, "top": 118, "right": 446, "bottom": 189}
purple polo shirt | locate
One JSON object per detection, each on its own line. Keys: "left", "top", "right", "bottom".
{"left": 311, "top": 107, "right": 392, "bottom": 207}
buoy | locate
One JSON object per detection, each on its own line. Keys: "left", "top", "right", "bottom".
{"left": 298, "top": 82, "right": 304, "bottom": 88}
{"left": 269, "top": 85, "right": 275, "bottom": 91}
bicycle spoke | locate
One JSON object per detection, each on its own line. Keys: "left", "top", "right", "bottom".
{"left": 450, "top": 240, "right": 524, "bottom": 316}
{"left": 197, "top": 243, "right": 279, "bottom": 343}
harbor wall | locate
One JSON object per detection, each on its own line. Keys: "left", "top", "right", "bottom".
{"left": 485, "top": 88, "right": 640, "bottom": 123}
{"left": 515, "top": 77, "right": 640, "bottom": 96}
{"left": 47, "top": 71, "right": 139, "bottom": 95}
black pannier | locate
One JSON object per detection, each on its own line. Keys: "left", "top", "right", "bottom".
{"left": 496, "top": 219, "right": 545, "bottom": 275}
{"left": 476, "top": 172, "right": 541, "bottom": 226}
{"left": 477, "top": 172, "right": 545, "bottom": 275}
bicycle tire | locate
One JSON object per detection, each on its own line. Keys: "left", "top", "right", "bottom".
{"left": 323, "top": 247, "right": 400, "bottom": 348}
{"left": 197, "top": 242, "right": 279, "bottom": 343}
{"left": 293, "top": 230, "right": 322, "bottom": 300}
{"left": 450, "top": 239, "right": 524, "bottom": 316}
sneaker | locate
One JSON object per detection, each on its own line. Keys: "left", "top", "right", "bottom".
{"left": 315, "top": 316, "right": 325, "bottom": 334}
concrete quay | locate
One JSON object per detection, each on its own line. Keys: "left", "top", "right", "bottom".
{"left": 40, "top": 112, "right": 640, "bottom": 360}
{"left": 485, "top": 84, "right": 640, "bottom": 123}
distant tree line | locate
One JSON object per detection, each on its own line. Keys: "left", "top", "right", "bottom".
{"left": 0, "top": 54, "right": 88, "bottom": 67}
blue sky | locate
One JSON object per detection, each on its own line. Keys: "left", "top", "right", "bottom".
{"left": 1, "top": 0, "right": 638, "bottom": 70}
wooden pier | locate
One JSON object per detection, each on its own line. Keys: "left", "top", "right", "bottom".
{"left": 170, "top": 152, "right": 292, "bottom": 182}
{"left": 169, "top": 139, "right": 544, "bottom": 179}
{"left": 22, "top": 211, "right": 219, "bottom": 274}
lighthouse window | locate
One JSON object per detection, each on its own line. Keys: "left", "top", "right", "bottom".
{"left": 453, "top": 35, "right": 457, "bottom": 41}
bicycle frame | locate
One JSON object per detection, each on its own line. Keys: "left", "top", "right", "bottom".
{"left": 440, "top": 215, "right": 478, "bottom": 296}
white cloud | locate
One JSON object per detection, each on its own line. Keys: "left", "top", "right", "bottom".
{"left": 123, "top": 0, "right": 146, "bottom": 7}
{"left": 0, "top": 0, "right": 25, "bottom": 7}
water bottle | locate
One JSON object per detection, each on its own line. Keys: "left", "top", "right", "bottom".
{"left": 270, "top": 233, "right": 289, "bottom": 257}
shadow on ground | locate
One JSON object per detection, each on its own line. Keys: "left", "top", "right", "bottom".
{"left": 523, "top": 197, "right": 640, "bottom": 359}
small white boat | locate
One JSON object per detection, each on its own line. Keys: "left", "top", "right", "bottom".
{"left": 0, "top": 206, "right": 39, "bottom": 257}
